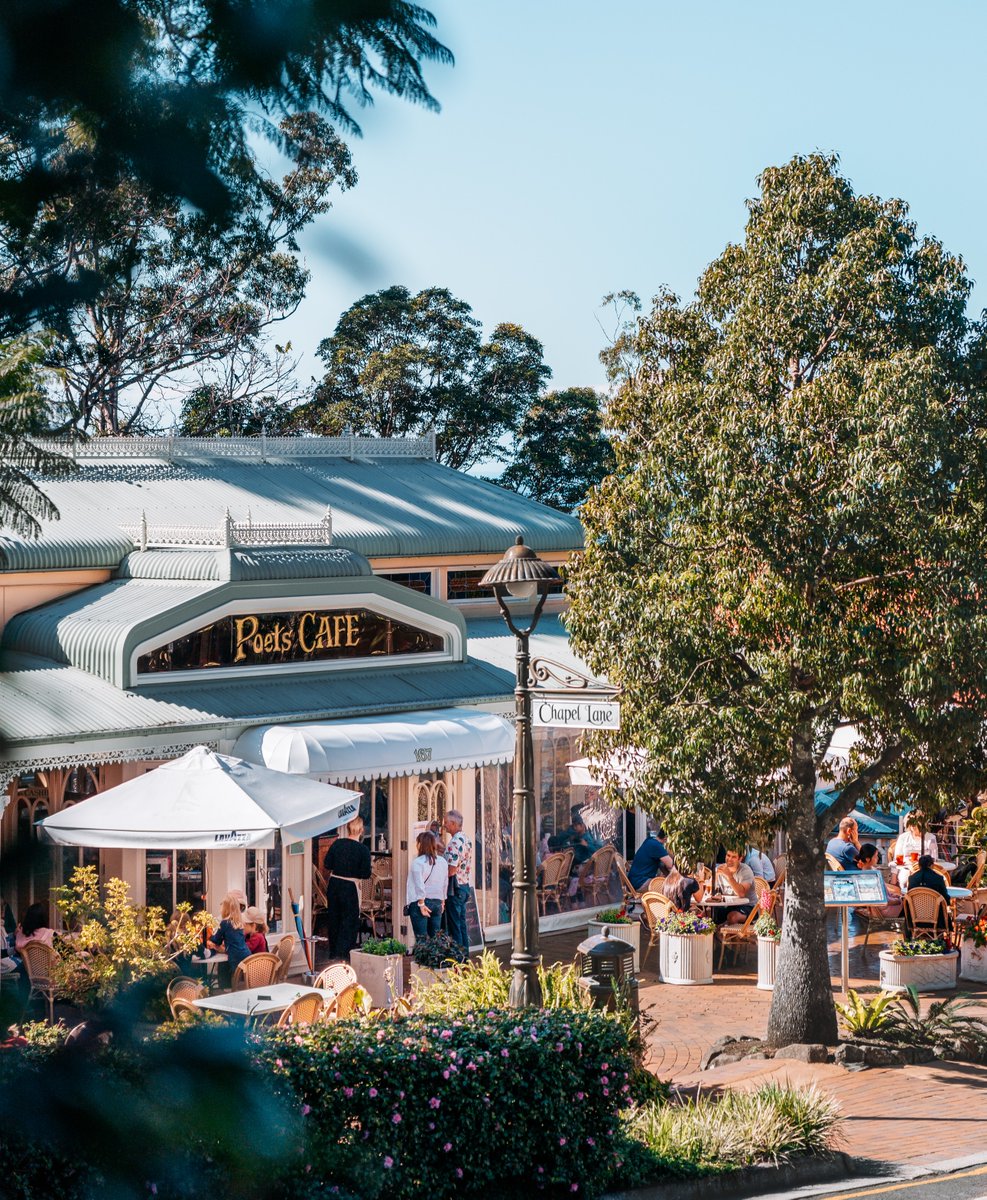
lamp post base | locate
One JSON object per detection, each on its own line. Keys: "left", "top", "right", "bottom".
{"left": 509, "top": 961, "right": 543, "bottom": 1008}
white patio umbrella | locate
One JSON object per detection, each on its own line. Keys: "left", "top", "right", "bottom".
{"left": 38, "top": 745, "right": 362, "bottom": 849}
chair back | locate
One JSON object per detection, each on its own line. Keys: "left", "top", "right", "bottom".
{"left": 313, "top": 962, "right": 358, "bottom": 994}
{"left": 591, "top": 843, "right": 616, "bottom": 879}
{"left": 640, "top": 891, "right": 674, "bottom": 931}
{"left": 967, "top": 853, "right": 986, "bottom": 892}
{"left": 328, "top": 981, "right": 360, "bottom": 1019}
{"left": 170, "top": 997, "right": 203, "bottom": 1022}
{"left": 19, "top": 939, "right": 57, "bottom": 987}
{"left": 276, "top": 992, "right": 325, "bottom": 1027}
{"left": 371, "top": 857, "right": 392, "bottom": 882}
{"left": 931, "top": 863, "right": 951, "bottom": 884}
{"left": 273, "top": 934, "right": 297, "bottom": 981}
{"left": 538, "top": 852, "right": 569, "bottom": 889}
{"left": 903, "top": 887, "right": 948, "bottom": 935}
{"left": 557, "top": 848, "right": 574, "bottom": 885}
{"left": 752, "top": 876, "right": 774, "bottom": 914}
{"left": 772, "top": 853, "right": 787, "bottom": 879}
{"left": 312, "top": 866, "right": 328, "bottom": 913}
{"left": 824, "top": 854, "right": 843, "bottom": 871}
{"left": 167, "top": 975, "right": 206, "bottom": 1018}
{"left": 614, "top": 855, "right": 641, "bottom": 900}
{"left": 772, "top": 866, "right": 786, "bottom": 891}
{"left": 233, "top": 951, "right": 281, "bottom": 991}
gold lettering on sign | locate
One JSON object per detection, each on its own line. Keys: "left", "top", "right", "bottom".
{"left": 233, "top": 610, "right": 368, "bottom": 662}
{"left": 234, "top": 615, "right": 259, "bottom": 663}
{"left": 298, "top": 611, "right": 316, "bottom": 653}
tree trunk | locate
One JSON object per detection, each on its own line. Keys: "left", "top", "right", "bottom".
{"left": 766, "top": 786, "right": 838, "bottom": 1046}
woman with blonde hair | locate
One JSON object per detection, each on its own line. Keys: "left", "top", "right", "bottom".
{"left": 323, "top": 816, "right": 372, "bottom": 960}
{"left": 207, "top": 891, "right": 250, "bottom": 984}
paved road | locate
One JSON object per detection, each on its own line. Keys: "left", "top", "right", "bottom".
{"left": 773, "top": 1164, "right": 987, "bottom": 1200}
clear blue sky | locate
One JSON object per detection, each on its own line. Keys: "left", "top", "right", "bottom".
{"left": 281, "top": 1, "right": 987, "bottom": 395}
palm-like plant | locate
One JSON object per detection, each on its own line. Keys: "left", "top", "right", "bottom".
{"left": 884, "top": 986, "right": 987, "bottom": 1055}
{"left": 0, "top": 336, "right": 73, "bottom": 542}
{"left": 835, "top": 989, "right": 897, "bottom": 1035}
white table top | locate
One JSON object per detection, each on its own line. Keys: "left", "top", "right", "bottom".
{"left": 699, "top": 896, "right": 750, "bottom": 907}
{"left": 947, "top": 887, "right": 972, "bottom": 900}
{"left": 190, "top": 953, "right": 227, "bottom": 965}
{"left": 192, "top": 983, "right": 334, "bottom": 1018}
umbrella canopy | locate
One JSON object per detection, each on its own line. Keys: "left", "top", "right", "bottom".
{"left": 39, "top": 746, "right": 362, "bottom": 849}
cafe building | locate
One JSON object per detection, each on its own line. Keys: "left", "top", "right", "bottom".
{"left": 0, "top": 435, "right": 635, "bottom": 946}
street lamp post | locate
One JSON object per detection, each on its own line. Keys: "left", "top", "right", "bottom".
{"left": 480, "top": 535, "right": 560, "bottom": 1008}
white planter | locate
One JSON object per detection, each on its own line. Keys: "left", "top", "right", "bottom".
{"left": 588, "top": 920, "right": 641, "bottom": 972}
{"left": 659, "top": 932, "right": 714, "bottom": 985}
{"left": 879, "top": 950, "right": 958, "bottom": 993}
{"left": 408, "top": 963, "right": 452, "bottom": 990}
{"left": 757, "top": 936, "right": 779, "bottom": 991}
{"left": 960, "top": 940, "right": 987, "bottom": 983}
{"left": 350, "top": 950, "right": 405, "bottom": 1008}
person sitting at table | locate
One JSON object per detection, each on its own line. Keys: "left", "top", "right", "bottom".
{"left": 208, "top": 892, "right": 251, "bottom": 986}
{"left": 15, "top": 902, "right": 55, "bottom": 950}
{"left": 907, "top": 854, "right": 951, "bottom": 925}
{"left": 744, "top": 846, "right": 776, "bottom": 882}
{"left": 894, "top": 815, "right": 939, "bottom": 887}
{"left": 826, "top": 816, "right": 861, "bottom": 871}
{"left": 628, "top": 828, "right": 674, "bottom": 889}
{"left": 661, "top": 866, "right": 706, "bottom": 912}
{"left": 855, "top": 844, "right": 903, "bottom": 920}
{"left": 242, "top": 906, "right": 269, "bottom": 955}
{"left": 715, "top": 849, "right": 756, "bottom": 925}
{"left": 564, "top": 817, "right": 602, "bottom": 867}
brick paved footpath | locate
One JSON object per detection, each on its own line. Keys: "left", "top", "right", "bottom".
{"left": 494, "top": 921, "right": 987, "bottom": 1169}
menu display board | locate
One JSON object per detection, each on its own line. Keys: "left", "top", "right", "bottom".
{"left": 823, "top": 869, "right": 888, "bottom": 907}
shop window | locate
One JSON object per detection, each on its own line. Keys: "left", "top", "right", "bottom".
{"left": 145, "top": 850, "right": 206, "bottom": 916}
{"left": 246, "top": 832, "right": 282, "bottom": 931}
{"left": 379, "top": 571, "right": 433, "bottom": 596}
{"left": 448, "top": 569, "right": 564, "bottom": 602}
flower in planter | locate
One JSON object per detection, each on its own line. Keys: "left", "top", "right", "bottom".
{"left": 753, "top": 914, "right": 781, "bottom": 942}
{"left": 594, "top": 907, "right": 633, "bottom": 925}
{"left": 959, "top": 917, "right": 987, "bottom": 950}
{"left": 411, "top": 932, "right": 468, "bottom": 969}
{"left": 889, "top": 937, "right": 950, "bottom": 957}
{"left": 654, "top": 911, "right": 713, "bottom": 936}
{"left": 360, "top": 937, "right": 408, "bottom": 957}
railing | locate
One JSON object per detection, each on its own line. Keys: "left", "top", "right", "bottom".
{"left": 30, "top": 432, "right": 437, "bottom": 462}
{"left": 121, "top": 508, "right": 334, "bottom": 549}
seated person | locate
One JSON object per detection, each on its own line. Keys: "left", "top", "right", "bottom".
{"left": 243, "top": 906, "right": 269, "bottom": 954}
{"left": 565, "top": 818, "right": 602, "bottom": 867}
{"left": 15, "top": 902, "right": 55, "bottom": 950}
{"left": 628, "top": 829, "right": 674, "bottom": 889}
{"left": 744, "top": 846, "right": 776, "bottom": 882}
{"left": 825, "top": 816, "right": 861, "bottom": 871}
{"left": 906, "top": 854, "right": 951, "bottom": 926}
{"left": 661, "top": 866, "right": 706, "bottom": 912}
{"left": 855, "top": 844, "right": 903, "bottom": 919}
{"left": 715, "top": 848, "right": 756, "bottom": 925}
{"left": 894, "top": 816, "right": 939, "bottom": 889}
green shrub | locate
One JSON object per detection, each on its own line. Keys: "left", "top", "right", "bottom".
{"left": 410, "top": 931, "right": 468, "bottom": 968}
{"left": 836, "top": 990, "right": 897, "bottom": 1035}
{"left": 360, "top": 937, "right": 407, "bottom": 956}
{"left": 260, "top": 1008, "right": 637, "bottom": 1198}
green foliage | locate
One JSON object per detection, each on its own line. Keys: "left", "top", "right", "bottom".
{"left": 959, "top": 806, "right": 987, "bottom": 852}
{"left": 410, "top": 949, "right": 508, "bottom": 1013}
{"left": 836, "top": 989, "right": 897, "bottom": 1034}
{"left": 883, "top": 987, "right": 987, "bottom": 1058}
{"left": 753, "top": 914, "right": 781, "bottom": 941}
{"left": 655, "top": 911, "right": 714, "bottom": 936}
{"left": 410, "top": 931, "right": 467, "bottom": 968}
{"left": 297, "top": 285, "right": 550, "bottom": 469}
{"left": 498, "top": 386, "right": 615, "bottom": 512}
{"left": 888, "top": 937, "right": 949, "bottom": 957}
{"left": 595, "top": 906, "right": 634, "bottom": 923}
{"left": 261, "top": 1008, "right": 637, "bottom": 1198}
{"left": 360, "top": 936, "right": 407, "bottom": 957}
{"left": 627, "top": 1083, "right": 842, "bottom": 1175}
{"left": 566, "top": 152, "right": 987, "bottom": 1045}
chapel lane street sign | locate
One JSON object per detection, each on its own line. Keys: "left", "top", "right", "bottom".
{"left": 532, "top": 698, "right": 621, "bottom": 730}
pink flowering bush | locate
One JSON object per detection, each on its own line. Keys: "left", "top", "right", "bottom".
{"left": 260, "top": 1009, "right": 636, "bottom": 1198}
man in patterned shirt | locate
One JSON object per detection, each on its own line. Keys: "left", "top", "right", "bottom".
{"left": 442, "top": 808, "right": 472, "bottom": 950}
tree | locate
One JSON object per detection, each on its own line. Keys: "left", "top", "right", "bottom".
{"left": 565, "top": 154, "right": 987, "bottom": 1046}
{"left": 0, "top": 336, "right": 73, "bottom": 541}
{"left": 498, "top": 387, "right": 614, "bottom": 511}
{"left": 2, "top": 113, "right": 355, "bottom": 433}
{"left": 296, "top": 285, "right": 551, "bottom": 469}
{"left": 0, "top": 1, "right": 451, "bottom": 326}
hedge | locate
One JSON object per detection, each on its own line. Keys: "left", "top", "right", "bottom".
{"left": 261, "top": 1008, "right": 637, "bottom": 1198}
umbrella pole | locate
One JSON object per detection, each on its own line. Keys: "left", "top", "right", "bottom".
{"left": 288, "top": 888, "right": 313, "bottom": 973}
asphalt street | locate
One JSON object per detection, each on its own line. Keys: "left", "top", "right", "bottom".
{"left": 772, "top": 1165, "right": 987, "bottom": 1200}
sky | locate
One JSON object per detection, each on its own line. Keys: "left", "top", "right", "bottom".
{"left": 280, "top": 0, "right": 987, "bottom": 397}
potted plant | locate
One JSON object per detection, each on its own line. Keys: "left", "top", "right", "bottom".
{"left": 588, "top": 906, "right": 642, "bottom": 971}
{"left": 655, "top": 910, "right": 714, "bottom": 985}
{"left": 350, "top": 936, "right": 407, "bottom": 1008}
{"left": 408, "top": 932, "right": 468, "bottom": 989}
{"left": 959, "top": 916, "right": 987, "bottom": 984}
{"left": 754, "top": 913, "right": 781, "bottom": 991}
{"left": 879, "top": 936, "right": 958, "bottom": 994}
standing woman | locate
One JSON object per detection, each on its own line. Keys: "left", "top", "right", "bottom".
{"left": 406, "top": 831, "right": 448, "bottom": 940}
{"left": 324, "top": 817, "right": 372, "bottom": 960}
{"left": 208, "top": 892, "right": 251, "bottom": 987}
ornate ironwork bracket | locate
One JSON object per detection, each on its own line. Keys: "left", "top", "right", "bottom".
{"left": 528, "top": 655, "right": 620, "bottom": 697}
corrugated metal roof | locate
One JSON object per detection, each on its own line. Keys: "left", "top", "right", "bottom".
{"left": 464, "top": 614, "right": 603, "bottom": 684}
{"left": 116, "top": 547, "right": 373, "bottom": 582}
{"left": 2, "top": 447, "right": 583, "bottom": 572}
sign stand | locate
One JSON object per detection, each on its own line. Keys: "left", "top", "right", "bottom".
{"left": 822, "top": 869, "right": 887, "bottom": 995}
{"left": 841, "top": 907, "right": 850, "bottom": 995}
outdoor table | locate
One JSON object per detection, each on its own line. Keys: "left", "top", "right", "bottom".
{"left": 190, "top": 952, "right": 227, "bottom": 974}
{"left": 946, "top": 886, "right": 972, "bottom": 927}
{"left": 699, "top": 897, "right": 749, "bottom": 908}
{"left": 191, "top": 983, "right": 335, "bottom": 1021}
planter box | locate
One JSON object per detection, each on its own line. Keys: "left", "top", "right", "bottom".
{"left": 757, "top": 936, "right": 779, "bottom": 991}
{"left": 350, "top": 949, "right": 405, "bottom": 1008}
{"left": 659, "top": 932, "right": 714, "bottom": 985}
{"left": 960, "top": 940, "right": 987, "bottom": 983}
{"left": 879, "top": 949, "right": 958, "bottom": 993}
{"left": 408, "top": 963, "right": 452, "bottom": 991}
{"left": 588, "top": 919, "right": 641, "bottom": 972}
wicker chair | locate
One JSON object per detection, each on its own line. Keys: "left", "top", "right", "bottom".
{"left": 325, "top": 981, "right": 360, "bottom": 1019}
{"left": 613, "top": 854, "right": 647, "bottom": 907}
{"left": 19, "top": 939, "right": 59, "bottom": 1024}
{"left": 752, "top": 876, "right": 772, "bottom": 909}
{"left": 273, "top": 934, "right": 297, "bottom": 982}
{"left": 313, "top": 962, "right": 358, "bottom": 995}
{"left": 577, "top": 844, "right": 617, "bottom": 906}
{"left": 903, "top": 887, "right": 949, "bottom": 937}
{"left": 537, "top": 851, "right": 572, "bottom": 915}
{"left": 955, "top": 850, "right": 987, "bottom": 920}
{"left": 640, "top": 891, "right": 674, "bottom": 970}
{"left": 825, "top": 854, "right": 844, "bottom": 871}
{"left": 359, "top": 876, "right": 387, "bottom": 939}
{"left": 167, "top": 975, "right": 206, "bottom": 1019}
{"left": 170, "top": 997, "right": 204, "bottom": 1022}
{"left": 716, "top": 903, "right": 760, "bottom": 971}
{"left": 232, "top": 951, "right": 281, "bottom": 991}
{"left": 276, "top": 992, "right": 325, "bottom": 1027}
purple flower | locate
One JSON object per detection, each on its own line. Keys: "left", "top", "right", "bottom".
{"left": 300, "top": 1104, "right": 311, "bottom": 1116}
{"left": 429, "top": 1097, "right": 441, "bottom": 1109}
{"left": 392, "top": 1112, "right": 402, "bottom": 1124}
{"left": 440, "top": 1030, "right": 453, "bottom": 1040}
{"left": 384, "top": 1156, "right": 394, "bottom": 1170}
{"left": 559, "top": 1137, "right": 567, "bottom": 1146}
{"left": 369, "top": 1087, "right": 378, "bottom": 1098}
{"left": 576, "top": 1092, "right": 585, "bottom": 1100}
{"left": 500, "top": 1049, "right": 509, "bottom": 1058}
{"left": 456, "top": 1169, "right": 463, "bottom": 1179}
{"left": 586, "top": 1137, "right": 595, "bottom": 1146}
{"left": 343, "top": 1087, "right": 353, "bottom": 1098}
{"left": 443, "top": 1143, "right": 452, "bottom": 1153}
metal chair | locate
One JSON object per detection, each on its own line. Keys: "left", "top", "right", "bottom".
{"left": 537, "top": 851, "right": 571, "bottom": 915}
{"left": 167, "top": 975, "right": 206, "bottom": 1019}
{"left": 232, "top": 951, "right": 281, "bottom": 991}
{"left": 903, "top": 887, "right": 949, "bottom": 937}
{"left": 19, "top": 939, "right": 58, "bottom": 1024}
{"left": 313, "top": 962, "right": 358, "bottom": 994}
{"left": 273, "top": 933, "right": 296, "bottom": 982}
{"left": 577, "top": 844, "right": 617, "bottom": 906}
{"left": 716, "top": 903, "right": 760, "bottom": 971}
{"left": 640, "top": 891, "right": 674, "bottom": 970}
{"left": 276, "top": 992, "right": 325, "bottom": 1027}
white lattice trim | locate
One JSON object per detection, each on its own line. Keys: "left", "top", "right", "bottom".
{"left": 30, "top": 434, "right": 436, "bottom": 462}
{"left": 1, "top": 743, "right": 217, "bottom": 794}
{"left": 121, "top": 508, "right": 334, "bottom": 549}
